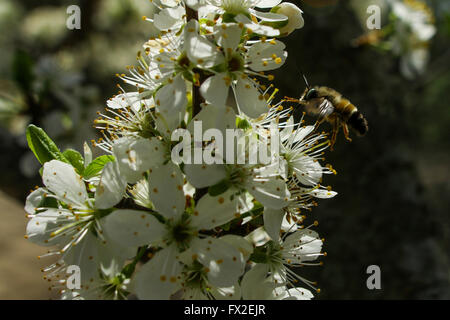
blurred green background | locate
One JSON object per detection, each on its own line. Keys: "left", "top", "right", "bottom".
{"left": 0, "top": 0, "right": 449, "bottom": 299}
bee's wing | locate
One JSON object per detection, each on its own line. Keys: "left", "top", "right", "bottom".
{"left": 302, "top": 98, "right": 334, "bottom": 119}
{"left": 318, "top": 99, "right": 334, "bottom": 118}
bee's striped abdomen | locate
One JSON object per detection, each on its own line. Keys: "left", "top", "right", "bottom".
{"left": 335, "top": 97, "right": 357, "bottom": 122}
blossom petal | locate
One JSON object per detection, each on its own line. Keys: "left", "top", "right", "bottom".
{"left": 200, "top": 74, "right": 229, "bottom": 106}
{"left": 43, "top": 160, "right": 88, "bottom": 208}
{"left": 241, "top": 263, "right": 275, "bottom": 299}
{"left": 133, "top": 245, "right": 183, "bottom": 299}
{"left": 291, "top": 155, "right": 323, "bottom": 186}
{"left": 219, "top": 234, "right": 254, "bottom": 261}
{"left": 26, "top": 208, "right": 72, "bottom": 246}
{"left": 210, "top": 283, "right": 241, "bottom": 300}
{"left": 95, "top": 161, "right": 127, "bottom": 209}
{"left": 255, "top": 0, "right": 282, "bottom": 8}
{"left": 191, "top": 237, "right": 246, "bottom": 287}
{"left": 184, "top": 163, "right": 227, "bottom": 188}
{"left": 102, "top": 209, "right": 165, "bottom": 247}
{"left": 234, "top": 76, "right": 268, "bottom": 118}
{"left": 148, "top": 162, "right": 186, "bottom": 219}
{"left": 281, "top": 287, "right": 314, "bottom": 300}
{"left": 247, "top": 39, "right": 287, "bottom": 72}
{"left": 283, "top": 229, "right": 323, "bottom": 262}
{"left": 185, "top": 20, "right": 225, "bottom": 68}
{"left": 191, "top": 189, "right": 239, "bottom": 230}
{"left": 214, "top": 23, "right": 242, "bottom": 53}
{"left": 263, "top": 208, "right": 285, "bottom": 241}
{"left": 247, "top": 176, "right": 290, "bottom": 209}
{"left": 112, "top": 136, "right": 166, "bottom": 184}
{"left": 25, "top": 188, "right": 47, "bottom": 214}
{"left": 154, "top": 74, "right": 187, "bottom": 137}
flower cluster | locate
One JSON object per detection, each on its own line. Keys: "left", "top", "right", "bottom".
{"left": 25, "top": 0, "right": 339, "bottom": 300}
{"left": 353, "top": 0, "right": 436, "bottom": 79}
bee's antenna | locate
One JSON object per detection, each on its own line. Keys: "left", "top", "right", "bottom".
{"left": 290, "top": 59, "right": 310, "bottom": 89}
{"left": 302, "top": 73, "right": 310, "bottom": 89}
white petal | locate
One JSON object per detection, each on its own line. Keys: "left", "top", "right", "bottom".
{"left": 245, "top": 226, "right": 271, "bottom": 247}
{"left": 133, "top": 245, "right": 183, "bottom": 299}
{"left": 247, "top": 40, "right": 287, "bottom": 72}
{"left": 210, "top": 283, "right": 241, "bottom": 300}
{"left": 219, "top": 234, "right": 254, "bottom": 261}
{"left": 250, "top": 10, "right": 287, "bottom": 22}
{"left": 154, "top": 75, "right": 187, "bottom": 133}
{"left": 184, "top": 163, "right": 227, "bottom": 188}
{"left": 62, "top": 232, "right": 102, "bottom": 285}
{"left": 292, "top": 155, "right": 323, "bottom": 186}
{"left": 214, "top": 23, "right": 242, "bottom": 53}
{"left": 102, "top": 209, "right": 166, "bottom": 247}
{"left": 283, "top": 229, "right": 323, "bottom": 262}
{"left": 83, "top": 142, "right": 92, "bottom": 166}
{"left": 25, "top": 188, "right": 47, "bottom": 214}
{"left": 234, "top": 76, "right": 268, "bottom": 118}
{"left": 112, "top": 136, "right": 166, "bottom": 184}
{"left": 26, "top": 208, "right": 72, "bottom": 246}
{"left": 263, "top": 208, "right": 285, "bottom": 241}
{"left": 185, "top": 20, "right": 225, "bottom": 68}
{"left": 309, "top": 188, "right": 338, "bottom": 199}
{"left": 241, "top": 263, "right": 274, "bottom": 300}
{"left": 292, "top": 125, "right": 314, "bottom": 144}
{"left": 281, "top": 287, "right": 314, "bottom": 300}
{"left": 234, "top": 14, "right": 280, "bottom": 36}
{"left": 95, "top": 161, "right": 127, "bottom": 209}
{"left": 191, "top": 189, "right": 239, "bottom": 230}
{"left": 106, "top": 92, "right": 145, "bottom": 112}
{"left": 43, "top": 160, "right": 88, "bottom": 208}
{"left": 154, "top": 6, "right": 185, "bottom": 31}
{"left": 148, "top": 162, "right": 186, "bottom": 219}
{"left": 200, "top": 74, "right": 230, "bottom": 106}
{"left": 247, "top": 176, "right": 290, "bottom": 209}
{"left": 191, "top": 237, "right": 245, "bottom": 287}
{"left": 187, "top": 103, "right": 236, "bottom": 136}
{"left": 255, "top": 0, "right": 282, "bottom": 8}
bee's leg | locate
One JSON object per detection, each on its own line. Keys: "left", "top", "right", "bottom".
{"left": 283, "top": 96, "right": 300, "bottom": 103}
{"left": 313, "top": 117, "right": 326, "bottom": 131}
{"left": 330, "top": 119, "right": 340, "bottom": 151}
{"left": 342, "top": 123, "right": 352, "bottom": 142}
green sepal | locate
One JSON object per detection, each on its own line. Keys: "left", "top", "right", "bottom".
{"left": 83, "top": 155, "right": 115, "bottom": 179}
{"left": 62, "top": 149, "right": 85, "bottom": 174}
{"left": 208, "top": 179, "right": 231, "bottom": 196}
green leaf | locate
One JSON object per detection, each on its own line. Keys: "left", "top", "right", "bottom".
{"left": 83, "top": 155, "right": 115, "bottom": 179}
{"left": 26, "top": 124, "right": 67, "bottom": 165}
{"left": 62, "top": 149, "right": 85, "bottom": 174}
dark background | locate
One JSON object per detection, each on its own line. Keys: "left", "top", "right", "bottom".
{"left": 0, "top": 0, "right": 449, "bottom": 299}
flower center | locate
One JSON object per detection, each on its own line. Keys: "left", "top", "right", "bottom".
{"left": 166, "top": 216, "right": 195, "bottom": 250}
{"left": 228, "top": 53, "right": 244, "bottom": 72}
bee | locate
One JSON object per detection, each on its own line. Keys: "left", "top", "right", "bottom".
{"left": 286, "top": 76, "right": 369, "bottom": 149}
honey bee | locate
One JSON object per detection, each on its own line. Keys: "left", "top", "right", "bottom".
{"left": 286, "top": 76, "right": 369, "bottom": 149}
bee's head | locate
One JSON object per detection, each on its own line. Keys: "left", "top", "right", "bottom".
{"left": 305, "top": 88, "right": 318, "bottom": 100}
